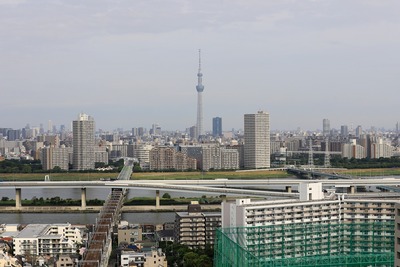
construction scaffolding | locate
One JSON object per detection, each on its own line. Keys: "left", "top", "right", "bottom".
{"left": 214, "top": 222, "right": 394, "bottom": 267}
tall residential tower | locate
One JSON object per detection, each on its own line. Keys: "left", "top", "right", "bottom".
{"left": 73, "top": 113, "right": 95, "bottom": 170}
{"left": 323, "top": 118, "right": 330, "bottom": 136}
{"left": 244, "top": 111, "right": 270, "bottom": 169}
{"left": 195, "top": 49, "right": 204, "bottom": 139}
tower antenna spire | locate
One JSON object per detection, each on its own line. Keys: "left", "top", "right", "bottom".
{"left": 198, "top": 49, "right": 201, "bottom": 73}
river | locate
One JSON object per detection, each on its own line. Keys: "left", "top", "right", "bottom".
{"left": 0, "top": 188, "right": 208, "bottom": 200}
{"left": 0, "top": 212, "right": 177, "bottom": 225}
{"left": 0, "top": 175, "right": 396, "bottom": 225}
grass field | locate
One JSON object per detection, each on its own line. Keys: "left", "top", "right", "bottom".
{"left": 335, "top": 168, "right": 400, "bottom": 177}
{"left": 0, "top": 172, "right": 116, "bottom": 181}
{"left": 0, "top": 168, "right": 399, "bottom": 181}
{"left": 0, "top": 170, "right": 290, "bottom": 181}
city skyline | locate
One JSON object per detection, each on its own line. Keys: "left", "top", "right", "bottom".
{"left": 1, "top": 1, "right": 400, "bottom": 131}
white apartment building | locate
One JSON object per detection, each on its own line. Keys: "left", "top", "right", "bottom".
{"left": 72, "top": 113, "right": 95, "bottom": 170}
{"left": 133, "top": 144, "right": 154, "bottom": 168}
{"left": 244, "top": 111, "right": 270, "bottom": 169}
{"left": 342, "top": 140, "right": 366, "bottom": 159}
{"left": 94, "top": 145, "right": 108, "bottom": 165}
{"left": 120, "top": 249, "right": 167, "bottom": 267}
{"left": 13, "top": 224, "right": 83, "bottom": 257}
{"left": 222, "top": 183, "right": 400, "bottom": 228}
{"left": 371, "top": 138, "right": 394, "bottom": 159}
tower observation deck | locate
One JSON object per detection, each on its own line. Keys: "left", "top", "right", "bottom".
{"left": 196, "top": 49, "right": 204, "bottom": 139}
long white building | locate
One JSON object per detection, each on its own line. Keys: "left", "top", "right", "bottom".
{"left": 222, "top": 183, "right": 399, "bottom": 228}
{"left": 13, "top": 224, "right": 83, "bottom": 257}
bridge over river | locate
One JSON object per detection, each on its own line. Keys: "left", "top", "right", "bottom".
{"left": 80, "top": 162, "right": 132, "bottom": 267}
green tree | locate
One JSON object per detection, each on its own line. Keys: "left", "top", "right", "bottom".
{"left": 21, "top": 165, "right": 32, "bottom": 173}
{"left": 52, "top": 166, "right": 62, "bottom": 172}
{"left": 183, "top": 252, "right": 199, "bottom": 267}
{"left": 162, "top": 193, "right": 171, "bottom": 199}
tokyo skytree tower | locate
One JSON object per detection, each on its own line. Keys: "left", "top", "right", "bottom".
{"left": 195, "top": 49, "right": 204, "bottom": 139}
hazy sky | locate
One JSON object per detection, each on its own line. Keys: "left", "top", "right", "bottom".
{"left": 1, "top": 0, "right": 400, "bottom": 132}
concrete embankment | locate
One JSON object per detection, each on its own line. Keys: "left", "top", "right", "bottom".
{"left": 0, "top": 204, "right": 221, "bottom": 213}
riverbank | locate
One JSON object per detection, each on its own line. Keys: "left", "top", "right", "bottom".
{"left": 0, "top": 204, "right": 221, "bottom": 213}
{"left": 0, "top": 169, "right": 290, "bottom": 181}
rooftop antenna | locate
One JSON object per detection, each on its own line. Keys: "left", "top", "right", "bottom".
{"left": 198, "top": 49, "right": 201, "bottom": 73}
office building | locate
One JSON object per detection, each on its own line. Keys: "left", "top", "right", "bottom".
{"left": 244, "top": 111, "right": 270, "bottom": 169}
{"left": 323, "top": 118, "right": 330, "bottom": 136}
{"left": 7, "top": 129, "right": 21, "bottom": 141}
{"left": 72, "top": 113, "right": 95, "bottom": 170}
{"left": 189, "top": 125, "right": 197, "bottom": 139}
{"left": 356, "top": 125, "right": 363, "bottom": 138}
{"left": 340, "top": 125, "right": 348, "bottom": 137}
{"left": 213, "top": 117, "right": 222, "bottom": 137}
{"left": 138, "top": 127, "right": 145, "bottom": 137}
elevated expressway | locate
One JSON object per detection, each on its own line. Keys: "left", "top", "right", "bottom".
{"left": 2, "top": 177, "right": 400, "bottom": 208}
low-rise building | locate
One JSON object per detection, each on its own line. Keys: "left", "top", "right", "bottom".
{"left": 0, "top": 252, "right": 22, "bottom": 267}
{"left": 118, "top": 223, "right": 142, "bottom": 245}
{"left": 13, "top": 224, "right": 83, "bottom": 257}
{"left": 120, "top": 249, "right": 167, "bottom": 267}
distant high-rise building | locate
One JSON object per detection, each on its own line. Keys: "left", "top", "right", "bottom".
{"left": 189, "top": 126, "right": 197, "bottom": 140}
{"left": 151, "top": 123, "right": 161, "bottom": 136}
{"left": 244, "top": 111, "right": 270, "bottom": 169}
{"left": 138, "top": 127, "right": 144, "bottom": 137}
{"left": 47, "top": 120, "right": 53, "bottom": 134}
{"left": 195, "top": 49, "right": 204, "bottom": 139}
{"left": 7, "top": 129, "right": 21, "bottom": 141}
{"left": 212, "top": 117, "right": 222, "bottom": 137}
{"left": 323, "top": 119, "right": 330, "bottom": 136}
{"left": 356, "top": 125, "right": 363, "bottom": 138}
{"left": 39, "top": 124, "right": 45, "bottom": 135}
{"left": 132, "top": 128, "right": 138, "bottom": 137}
{"left": 72, "top": 113, "right": 95, "bottom": 170}
{"left": 340, "top": 125, "right": 348, "bottom": 137}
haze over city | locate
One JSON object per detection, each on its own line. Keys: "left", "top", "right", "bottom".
{"left": 1, "top": 0, "right": 399, "bottom": 131}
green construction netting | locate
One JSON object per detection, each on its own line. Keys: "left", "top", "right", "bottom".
{"left": 214, "top": 222, "right": 394, "bottom": 267}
